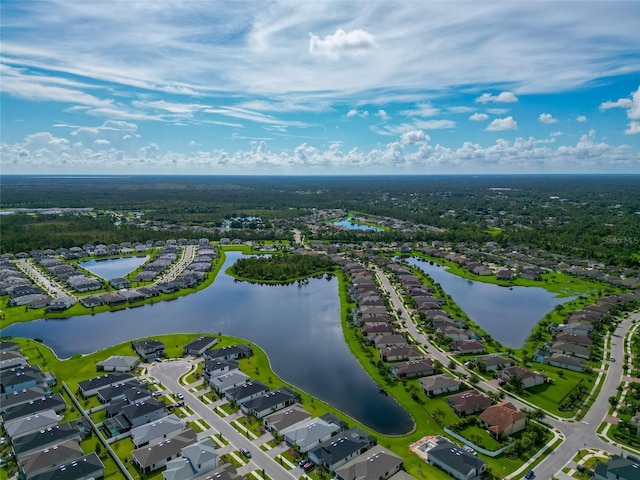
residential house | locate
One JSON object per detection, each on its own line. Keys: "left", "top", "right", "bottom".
{"left": 282, "top": 417, "right": 343, "bottom": 453}
{"left": 263, "top": 404, "right": 312, "bottom": 434}
{"left": 333, "top": 445, "right": 404, "bottom": 480}
{"left": 11, "top": 423, "right": 82, "bottom": 460}
{"left": 96, "top": 356, "right": 140, "bottom": 372}
{"left": 131, "top": 414, "right": 185, "bottom": 447}
{"left": 362, "top": 324, "right": 395, "bottom": 338}
{"left": 453, "top": 340, "right": 486, "bottom": 354}
{"left": 203, "top": 359, "right": 239, "bottom": 382}
{"left": 308, "top": 428, "right": 376, "bottom": 471}
{"left": 555, "top": 332, "right": 593, "bottom": 348}
{"left": 440, "top": 326, "right": 472, "bottom": 342}
{"left": 1, "top": 366, "right": 43, "bottom": 394}
{"left": 475, "top": 354, "right": 514, "bottom": 372}
{"left": 546, "top": 354, "right": 585, "bottom": 372}
{"left": 183, "top": 336, "right": 218, "bottom": 357}
{"left": 121, "top": 398, "right": 168, "bottom": 428}
{"left": 0, "top": 387, "right": 47, "bottom": 413}
{"left": 79, "top": 295, "right": 103, "bottom": 308}
{"left": 427, "top": 438, "right": 486, "bottom": 480}
{"left": 379, "top": 345, "right": 423, "bottom": 362}
{"left": 496, "top": 270, "right": 513, "bottom": 281}
{"left": 131, "top": 339, "right": 165, "bottom": 361}
{"left": 240, "top": 388, "right": 300, "bottom": 418}
{"left": 373, "top": 334, "right": 408, "bottom": 349}
{"left": 77, "top": 372, "right": 134, "bottom": 397}
{"left": 446, "top": 390, "right": 493, "bottom": 416}
{"left": 500, "top": 366, "right": 547, "bottom": 389}
{"left": 209, "top": 371, "right": 249, "bottom": 394}
{"left": 100, "top": 292, "right": 127, "bottom": 306}
{"left": 2, "top": 393, "right": 66, "bottom": 423}
{"left": 109, "top": 277, "right": 130, "bottom": 289}
{"left": 132, "top": 428, "right": 197, "bottom": 474}
{"left": 27, "top": 452, "right": 103, "bottom": 480}
{"left": 550, "top": 341, "right": 591, "bottom": 360}
{"left": 18, "top": 439, "right": 83, "bottom": 479}
{"left": 97, "top": 380, "right": 149, "bottom": 404}
{"left": 225, "top": 381, "right": 269, "bottom": 405}
{"left": 4, "top": 410, "right": 60, "bottom": 440}
{"left": 389, "top": 359, "right": 435, "bottom": 379}
{"left": 420, "top": 374, "right": 461, "bottom": 397}
{"left": 593, "top": 455, "right": 640, "bottom": 480}
{"left": 195, "top": 465, "right": 242, "bottom": 480}
{"left": 203, "top": 344, "right": 253, "bottom": 362}
{"left": 478, "top": 402, "right": 527, "bottom": 437}
{"left": 162, "top": 437, "right": 218, "bottom": 480}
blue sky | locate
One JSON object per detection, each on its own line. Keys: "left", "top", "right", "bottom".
{"left": 1, "top": 1, "right": 640, "bottom": 175}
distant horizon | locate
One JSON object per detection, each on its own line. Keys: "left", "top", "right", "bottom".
{"left": 1, "top": 1, "right": 639, "bottom": 175}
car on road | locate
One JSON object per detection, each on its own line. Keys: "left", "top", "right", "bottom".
{"left": 610, "top": 357, "right": 616, "bottom": 362}
{"left": 524, "top": 470, "right": 535, "bottom": 479}
{"left": 240, "top": 448, "right": 251, "bottom": 458}
{"left": 177, "top": 393, "right": 184, "bottom": 399}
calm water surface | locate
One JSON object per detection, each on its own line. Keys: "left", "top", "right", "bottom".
{"left": 332, "top": 219, "right": 383, "bottom": 231}
{"left": 80, "top": 256, "right": 149, "bottom": 279}
{"left": 4, "top": 252, "right": 412, "bottom": 435}
{"left": 406, "top": 257, "right": 573, "bottom": 348}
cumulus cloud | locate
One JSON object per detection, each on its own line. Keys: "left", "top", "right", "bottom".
{"left": 577, "top": 115, "right": 587, "bottom": 122}
{"left": 625, "top": 121, "right": 640, "bottom": 135}
{"left": 309, "top": 28, "right": 377, "bottom": 59}
{"left": 376, "top": 110, "right": 389, "bottom": 121}
{"left": 94, "top": 139, "right": 110, "bottom": 145}
{"left": 487, "top": 116, "right": 518, "bottom": 131}
{"left": 476, "top": 91, "right": 518, "bottom": 104}
{"left": 538, "top": 113, "right": 558, "bottom": 124}
{"left": 401, "top": 130, "right": 430, "bottom": 145}
{"left": 469, "top": 112, "right": 489, "bottom": 121}
{"left": 346, "top": 109, "right": 369, "bottom": 118}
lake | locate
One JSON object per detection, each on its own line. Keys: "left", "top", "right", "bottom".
{"left": 405, "top": 257, "right": 573, "bottom": 348}
{"left": 332, "top": 218, "right": 383, "bottom": 231}
{"left": 3, "top": 251, "right": 413, "bottom": 435}
{"left": 80, "top": 256, "right": 149, "bottom": 280}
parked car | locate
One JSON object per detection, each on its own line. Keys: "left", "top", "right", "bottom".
{"left": 240, "top": 448, "right": 252, "bottom": 458}
{"left": 302, "top": 461, "right": 315, "bottom": 472}
{"left": 524, "top": 471, "right": 535, "bottom": 479}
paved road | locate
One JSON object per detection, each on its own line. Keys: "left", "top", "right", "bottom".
{"left": 17, "top": 258, "right": 69, "bottom": 297}
{"left": 155, "top": 244, "right": 197, "bottom": 283}
{"left": 148, "top": 360, "right": 298, "bottom": 480}
{"left": 373, "top": 265, "right": 639, "bottom": 478}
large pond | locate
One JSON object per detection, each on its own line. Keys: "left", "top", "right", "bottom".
{"left": 406, "top": 257, "right": 574, "bottom": 348}
{"left": 80, "top": 256, "right": 149, "bottom": 280}
{"left": 332, "top": 218, "right": 383, "bottom": 231}
{"left": 3, "top": 252, "right": 413, "bottom": 435}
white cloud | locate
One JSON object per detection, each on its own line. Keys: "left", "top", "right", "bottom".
{"left": 346, "top": 109, "right": 369, "bottom": 118}
{"left": 538, "top": 113, "right": 558, "bottom": 124}
{"left": 346, "top": 109, "right": 358, "bottom": 118}
{"left": 600, "top": 87, "right": 640, "bottom": 119}
{"left": 487, "top": 108, "right": 509, "bottom": 115}
{"left": 487, "top": 116, "right": 518, "bottom": 131}
{"left": 625, "top": 121, "right": 640, "bottom": 134}
{"left": 309, "top": 28, "right": 377, "bottom": 59}
{"left": 401, "top": 130, "right": 430, "bottom": 145}
{"left": 373, "top": 119, "right": 456, "bottom": 136}
{"left": 376, "top": 110, "right": 389, "bottom": 121}
{"left": 476, "top": 92, "right": 518, "bottom": 104}
{"left": 577, "top": 115, "right": 587, "bottom": 122}
{"left": 94, "top": 139, "right": 110, "bottom": 145}
{"left": 401, "top": 103, "right": 439, "bottom": 118}
{"left": 469, "top": 112, "right": 489, "bottom": 121}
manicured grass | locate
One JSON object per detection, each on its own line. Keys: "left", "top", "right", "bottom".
{"left": 456, "top": 424, "right": 504, "bottom": 451}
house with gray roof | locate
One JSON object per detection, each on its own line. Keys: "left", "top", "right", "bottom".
{"left": 2, "top": 393, "right": 66, "bottom": 423}
{"left": 263, "top": 404, "right": 312, "bottom": 434}
{"left": 28, "top": 452, "right": 104, "bottom": 480}
{"left": 203, "top": 344, "right": 253, "bottom": 362}
{"left": 131, "top": 414, "right": 185, "bottom": 447}
{"left": 11, "top": 423, "right": 82, "bottom": 460}
{"left": 427, "top": 437, "right": 486, "bottom": 480}
{"left": 77, "top": 372, "right": 134, "bottom": 397}
{"left": 209, "top": 371, "right": 249, "bottom": 393}
{"left": 203, "top": 360, "right": 239, "bottom": 381}
{"left": 282, "top": 417, "right": 342, "bottom": 453}
{"left": 474, "top": 354, "right": 514, "bottom": 372}
{"left": 132, "top": 428, "right": 197, "bottom": 474}
{"left": 96, "top": 355, "right": 140, "bottom": 372}
{"left": 131, "top": 339, "right": 165, "bottom": 361}
{"left": 240, "top": 388, "right": 300, "bottom": 418}
{"left": 184, "top": 336, "right": 218, "bottom": 357}
{"left": 389, "top": 359, "right": 434, "bottom": 379}
{"left": 5, "top": 409, "right": 60, "bottom": 440}
{"left": 420, "top": 374, "right": 461, "bottom": 396}
{"left": 162, "top": 438, "right": 218, "bottom": 480}
{"left": 308, "top": 428, "right": 376, "bottom": 471}
{"left": 550, "top": 341, "right": 591, "bottom": 359}
{"left": 1, "top": 365, "right": 43, "bottom": 394}
{"left": 97, "top": 380, "right": 148, "bottom": 403}
{"left": 193, "top": 464, "right": 241, "bottom": 480}
{"left": 594, "top": 455, "right": 640, "bottom": 480}
{"left": 0, "top": 387, "right": 47, "bottom": 413}
{"left": 122, "top": 398, "right": 167, "bottom": 428}
{"left": 225, "top": 381, "right": 269, "bottom": 405}
{"left": 379, "top": 345, "right": 423, "bottom": 362}
{"left": 373, "top": 334, "right": 408, "bottom": 349}
{"left": 546, "top": 354, "right": 585, "bottom": 372}
{"left": 19, "top": 438, "right": 83, "bottom": 479}
{"left": 333, "top": 445, "right": 404, "bottom": 480}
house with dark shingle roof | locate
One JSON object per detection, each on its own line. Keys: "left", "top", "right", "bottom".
{"left": 263, "top": 404, "right": 312, "bottom": 434}
{"left": 446, "top": 390, "right": 492, "bottom": 416}
{"left": 11, "top": 423, "right": 82, "bottom": 460}
{"left": 132, "top": 428, "right": 197, "bottom": 474}
{"left": 162, "top": 437, "right": 218, "bottom": 480}
{"left": 203, "top": 344, "right": 253, "bottom": 362}
{"left": 183, "top": 336, "right": 218, "bottom": 357}
{"left": 18, "top": 438, "right": 83, "bottom": 479}
{"left": 308, "top": 428, "right": 376, "bottom": 471}
{"left": 240, "top": 388, "right": 300, "bottom": 418}
{"left": 474, "top": 354, "right": 514, "bottom": 372}
{"left": 546, "top": 354, "right": 585, "bottom": 372}
{"left": 225, "top": 381, "right": 269, "bottom": 405}
{"left": 28, "top": 452, "right": 104, "bottom": 480}
{"left": 77, "top": 372, "right": 134, "bottom": 397}
{"left": 593, "top": 455, "right": 640, "bottom": 480}
{"left": 131, "top": 339, "right": 165, "bottom": 361}
{"left": 203, "top": 359, "right": 239, "bottom": 382}
{"left": 2, "top": 393, "right": 66, "bottom": 423}
{"left": 389, "top": 359, "right": 434, "bottom": 379}
{"left": 427, "top": 438, "right": 486, "bottom": 480}
{"left": 0, "top": 387, "right": 47, "bottom": 413}
{"left": 333, "top": 445, "right": 404, "bottom": 480}
{"left": 500, "top": 366, "right": 547, "bottom": 389}
{"left": 131, "top": 414, "right": 185, "bottom": 447}
{"left": 379, "top": 345, "right": 423, "bottom": 362}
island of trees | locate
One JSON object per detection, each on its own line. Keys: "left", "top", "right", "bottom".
{"left": 228, "top": 253, "right": 336, "bottom": 282}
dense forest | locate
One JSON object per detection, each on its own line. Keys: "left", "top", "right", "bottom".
{"left": 229, "top": 253, "right": 336, "bottom": 282}
{"left": 1, "top": 175, "right": 639, "bottom": 265}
